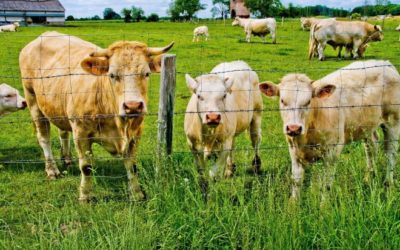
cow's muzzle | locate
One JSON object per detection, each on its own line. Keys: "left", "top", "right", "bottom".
{"left": 205, "top": 113, "right": 221, "bottom": 126}
{"left": 19, "top": 100, "right": 27, "bottom": 109}
{"left": 123, "top": 101, "right": 144, "bottom": 117}
{"left": 286, "top": 124, "right": 302, "bottom": 137}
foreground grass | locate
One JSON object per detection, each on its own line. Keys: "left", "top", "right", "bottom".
{"left": 1, "top": 18, "right": 400, "bottom": 248}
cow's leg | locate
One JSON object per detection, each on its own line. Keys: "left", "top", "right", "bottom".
{"left": 124, "top": 138, "right": 146, "bottom": 201}
{"left": 352, "top": 40, "right": 362, "bottom": 59}
{"left": 289, "top": 145, "right": 304, "bottom": 200}
{"left": 29, "top": 103, "right": 60, "bottom": 179}
{"left": 337, "top": 45, "right": 343, "bottom": 58}
{"left": 382, "top": 118, "right": 400, "bottom": 187}
{"left": 224, "top": 138, "right": 236, "bottom": 178}
{"left": 72, "top": 130, "right": 93, "bottom": 202}
{"left": 190, "top": 141, "right": 208, "bottom": 199}
{"left": 317, "top": 41, "right": 326, "bottom": 61}
{"left": 246, "top": 31, "right": 251, "bottom": 43}
{"left": 248, "top": 112, "right": 262, "bottom": 174}
{"left": 59, "top": 129, "right": 72, "bottom": 167}
{"left": 261, "top": 35, "right": 266, "bottom": 43}
{"left": 205, "top": 33, "right": 209, "bottom": 41}
{"left": 363, "top": 137, "right": 376, "bottom": 184}
{"left": 271, "top": 31, "right": 276, "bottom": 44}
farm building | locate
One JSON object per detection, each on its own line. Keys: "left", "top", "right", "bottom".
{"left": 0, "top": 0, "right": 65, "bottom": 25}
{"left": 230, "top": 0, "right": 250, "bottom": 18}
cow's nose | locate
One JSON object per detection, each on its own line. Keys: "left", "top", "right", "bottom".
{"left": 123, "top": 101, "right": 144, "bottom": 114}
{"left": 21, "top": 100, "right": 27, "bottom": 109}
{"left": 286, "top": 124, "right": 302, "bottom": 137}
{"left": 206, "top": 113, "right": 221, "bottom": 125}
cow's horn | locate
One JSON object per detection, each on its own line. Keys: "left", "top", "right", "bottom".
{"left": 147, "top": 42, "right": 174, "bottom": 56}
{"left": 90, "top": 49, "right": 112, "bottom": 58}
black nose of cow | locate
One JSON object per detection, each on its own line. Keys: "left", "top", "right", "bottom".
{"left": 286, "top": 124, "right": 302, "bottom": 137}
{"left": 123, "top": 101, "right": 144, "bottom": 115}
{"left": 206, "top": 113, "right": 221, "bottom": 126}
{"left": 21, "top": 100, "right": 27, "bottom": 109}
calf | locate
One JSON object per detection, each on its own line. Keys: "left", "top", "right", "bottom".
{"left": 0, "top": 83, "right": 26, "bottom": 115}
{"left": 193, "top": 26, "right": 209, "bottom": 42}
{"left": 232, "top": 17, "right": 276, "bottom": 44}
{"left": 259, "top": 60, "right": 400, "bottom": 199}
{"left": 184, "top": 61, "right": 263, "bottom": 195}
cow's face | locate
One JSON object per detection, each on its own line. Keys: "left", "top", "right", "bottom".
{"left": 186, "top": 74, "right": 233, "bottom": 127}
{"left": 0, "top": 83, "right": 26, "bottom": 115}
{"left": 259, "top": 74, "right": 336, "bottom": 137}
{"left": 371, "top": 25, "right": 384, "bottom": 41}
{"left": 81, "top": 41, "right": 173, "bottom": 118}
{"left": 232, "top": 17, "right": 240, "bottom": 26}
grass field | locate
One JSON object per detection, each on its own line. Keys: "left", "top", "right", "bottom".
{"left": 1, "top": 18, "right": 400, "bottom": 249}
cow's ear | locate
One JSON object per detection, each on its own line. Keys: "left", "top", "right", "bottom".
{"left": 374, "top": 25, "right": 382, "bottom": 31}
{"left": 259, "top": 81, "right": 279, "bottom": 97}
{"left": 149, "top": 55, "right": 163, "bottom": 73}
{"left": 185, "top": 74, "right": 199, "bottom": 93}
{"left": 224, "top": 77, "right": 234, "bottom": 94}
{"left": 81, "top": 57, "right": 109, "bottom": 76}
{"left": 313, "top": 84, "right": 336, "bottom": 99}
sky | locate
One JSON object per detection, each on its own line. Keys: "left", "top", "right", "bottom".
{"left": 60, "top": 0, "right": 400, "bottom": 18}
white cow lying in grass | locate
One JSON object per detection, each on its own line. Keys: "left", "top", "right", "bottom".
{"left": 259, "top": 60, "right": 400, "bottom": 200}
{"left": 232, "top": 17, "right": 276, "bottom": 44}
{"left": 0, "top": 83, "right": 26, "bottom": 115}
{"left": 0, "top": 22, "right": 20, "bottom": 32}
{"left": 184, "top": 61, "right": 263, "bottom": 196}
{"left": 193, "top": 26, "right": 209, "bottom": 42}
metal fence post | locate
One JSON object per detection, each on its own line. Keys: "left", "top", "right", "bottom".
{"left": 157, "top": 54, "right": 176, "bottom": 157}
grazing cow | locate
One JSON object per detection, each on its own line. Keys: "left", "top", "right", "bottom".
{"left": 184, "top": 61, "right": 263, "bottom": 195}
{"left": 0, "top": 22, "right": 20, "bottom": 32}
{"left": 309, "top": 20, "right": 383, "bottom": 60}
{"left": 232, "top": 17, "right": 276, "bottom": 44}
{"left": 259, "top": 60, "right": 400, "bottom": 199}
{"left": 0, "top": 83, "right": 26, "bottom": 115}
{"left": 19, "top": 31, "right": 174, "bottom": 202}
{"left": 193, "top": 26, "right": 209, "bottom": 42}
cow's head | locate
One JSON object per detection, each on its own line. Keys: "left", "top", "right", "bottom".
{"left": 81, "top": 41, "right": 174, "bottom": 118}
{"left": 232, "top": 17, "right": 240, "bottom": 26}
{"left": 0, "top": 83, "right": 27, "bottom": 115}
{"left": 186, "top": 74, "right": 233, "bottom": 127}
{"left": 259, "top": 74, "right": 336, "bottom": 137}
{"left": 370, "top": 25, "right": 384, "bottom": 41}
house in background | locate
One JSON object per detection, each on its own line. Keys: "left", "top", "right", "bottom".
{"left": 0, "top": 0, "right": 65, "bottom": 25}
{"left": 230, "top": 0, "right": 250, "bottom": 18}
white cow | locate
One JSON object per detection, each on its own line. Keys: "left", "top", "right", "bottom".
{"left": 259, "top": 60, "right": 400, "bottom": 199}
{"left": 232, "top": 17, "right": 276, "bottom": 44}
{"left": 0, "top": 22, "right": 20, "bottom": 32}
{"left": 0, "top": 83, "right": 26, "bottom": 115}
{"left": 193, "top": 26, "right": 209, "bottom": 42}
{"left": 184, "top": 61, "right": 263, "bottom": 196}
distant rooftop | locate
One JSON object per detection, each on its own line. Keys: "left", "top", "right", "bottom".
{"left": 0, "top": 0, "right": 65, "bottom": 12}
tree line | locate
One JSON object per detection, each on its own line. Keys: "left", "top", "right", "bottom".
{"left": 65, "top": 0, "right": 400, "bottom": 22}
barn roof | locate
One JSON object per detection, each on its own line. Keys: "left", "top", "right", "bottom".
{"left": 0, "top": 0, "right": 65, "bottom": 12}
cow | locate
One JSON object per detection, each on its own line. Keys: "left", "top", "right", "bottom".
{"left": 0, "top": 83, "right": 26, "bottom": 115}
{"left": 0, "top": 22, "right": 20, "bottom": 32}
{"left": 309, "top": 20, "right": 383, "bottom": 60}
{"left": 184, "top": 61, "right": 263, "bottom": 197}
{"left": 193, "top": 26, "right": 209, "bottom": 42}
{"left": 19, "top": 31, "right": 174, "bottom": 202}
{"left": 259, "top": 60, "right": 400, "bottom": 200}
{"left": 301, "top": 17, "right": 336, "bottom": 31}
{"left": 232, "top": 17, "right": 276, "bottom": 44}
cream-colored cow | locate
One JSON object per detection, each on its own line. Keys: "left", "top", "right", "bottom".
{"left": 184, "top": 61, "right": 263, "bottom": 195}
{"left": 0, "top": 22, "right": 19, "bottom": 32}
{"left": 259, "top": 60, "right": 400, "bottom": 199}
{"left": 193, "top": 26, "right": 209, "bottom": 42}
{"left": 20, "top": 31, "right": 173, "bottom": 202}
{"left": 0, "top": 83, "right": 26, "bottom": 115}
{"left": 232, "top": 17, "right": 276, "bottom": 44}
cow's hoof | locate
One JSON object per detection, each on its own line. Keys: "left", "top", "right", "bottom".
{"left": 62, "top": 157, "right": 73, "bottom": 168}
{"left": 224, "top": 164, "right": 236, "bottom": 178}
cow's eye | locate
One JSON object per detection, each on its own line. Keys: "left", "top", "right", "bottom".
{"left": 197, "top": 94, "right": 204, "bottom": 101}
{"left": 110, "top": 73, "right": 115, "bottom": 79}
{"left": 5, "top": 94, "right": 14, "bottom": 98}
{"left": 144, "top": 72, "right": 151, "bottom": 78}
{"left": 280, "top": 99, "right": 287, "bottom": 106}
{"left": 223, "top": 93, "right": 227, "bottom": 99}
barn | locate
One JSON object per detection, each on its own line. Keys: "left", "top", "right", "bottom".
{"left": 0, "top": 0, "right": 65, "bottom": 25}
{"left": 230, "top": 0, "right": 250, "bottom": 18}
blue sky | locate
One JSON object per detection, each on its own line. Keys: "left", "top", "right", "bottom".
{"left": 60, "top": 0, "right": 400, "bottom": 18}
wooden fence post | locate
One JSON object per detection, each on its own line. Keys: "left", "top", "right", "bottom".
{"left": 157, "top": 54, "right": 176, "bottom": 157}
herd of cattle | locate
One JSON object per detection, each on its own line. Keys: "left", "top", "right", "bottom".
{"left": 1, "top": 17, "right": 400, "bottom": 202}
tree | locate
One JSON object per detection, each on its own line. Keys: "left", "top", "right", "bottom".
{"left": 168, "top": 0, "right": 206, "bottom": 21}
{"left": 245, "top": 0, "right": 283, "bottom": 17}
{"left": 132, "top": 6, "right": 145, "bottom": 22}
{"left": 91, "top": 15, "right": 101, "bottom": 20}
{"left": 211, "top": 0, "right": 229, "bottom": 20}
{"left": 147, "top": 13, "right": 160, "bottom": 22}
{"left": 121, "top": 8, "right": 132, "bottom": 22}
{"left": 66, "top": 15, "right": 75, "bottom": 21}
{"left": 103, "top": 8, "right": 120, "bottom": 20}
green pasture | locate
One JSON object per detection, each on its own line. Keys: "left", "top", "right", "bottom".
{"left": 1, "top": 18, "right": 400, "bottom": 248}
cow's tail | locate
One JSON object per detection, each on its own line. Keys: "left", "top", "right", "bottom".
{"left": 308, "top": 23, "right": 318, "bottom": 60}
